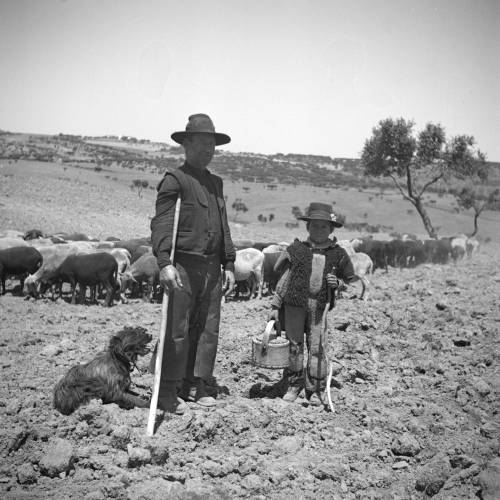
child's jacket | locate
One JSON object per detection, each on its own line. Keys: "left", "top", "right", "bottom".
{"left": 271, "top": 238, "right": 355, "bottom": 313}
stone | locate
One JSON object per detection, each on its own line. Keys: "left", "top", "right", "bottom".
{"left": 480, "top": 421, "right": 500, "bottom": 439}
{"left": 392, "top": 461, "right": 409, "bottom": 470}
{"left": 59, "top": 339, "right": 76, "bottom": 350}
{"left": 5, "top": 399, "right": 21, "bottom": 416}
{"left": 449, "top": 454, "right": 475, "bottom": 469}
{"left": 203, "top": 460, "right": 225, "bottom": 477}
{"left": 77, "top": 446, "right": 92, "bottom": 459}
{"left": 84, "top": 491, "right": 106, "bottom": 500}
{"left": 330, "top": 361, "right": 344, "bottom": 376}
{"left": 115, "top": 451, "right": 129, "bottom": 468}
{"left": 7, "top": 427, "right": 30, "bottom": 452}
{"left": 161, "top": 470, "right": 186, "bottom": 483}
{"left": 16, "top": 463, "right": 38, "bottom": 484}
{"left": 126, "top": 479, "right": 184, "bottom": 500}
{"left": 415, "top": 454, "right": 451, "bottom": 497}
{"left": 147, "top": 441, "right": 169, "bottom": 465}
{"left": 41, "top": 344, "right": 62, "bottom": 356}
{"left": 453, "top": 338, "right": 471, "bottom": 347}
{"left": 391, "top": 433, "right": 421, "bottom": 457}
{"left": 73, "top": 421, "right": 90, "bottom": 439}
{"left": 184, "top": 478, "right": 230, "bottom": 499}
{"left": 455, "top": 387, "right": 469, "bottom": 406}
{"left": 472, "top": 377, "right": 491, "bottom": 396}
{"left": 312, "top": 460, "right": 349, "bottom": 480}
{"left": 275, "top": 435, "right": 303, "bottom": 454}
{"left": 477, "top": 458, "right": 500, "bottom": 500}
{"left": 111, "top": 425, "right": 130, "bottom": 450}
{"left": 242, "top": 473, "right": 264, "bottom": 491}
{"left": 127, "top": 445, "right": 151, "bottom": 468}
{"left": 411, "top": 404, "right": 425, "bottom": 416}
{"left": 39, "top": 438, "right": 74, "bottom": 478}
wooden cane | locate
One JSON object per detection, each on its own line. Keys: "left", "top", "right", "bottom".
{"left": 147, "top": 195, "right": 181, "bottom": 436}
{"left": 324, "top": 268, "right": 336, "bottom": 414}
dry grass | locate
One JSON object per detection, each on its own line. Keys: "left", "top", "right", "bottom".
{"left": 1, "top": 158, "right": 499, "bottom": 243}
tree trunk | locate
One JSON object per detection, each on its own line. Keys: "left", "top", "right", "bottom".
{"left": 470, "top": 211, "right": 479, "bottom": 237}
{"left": 414, "top": 197, "right": 438, "bottom": 238}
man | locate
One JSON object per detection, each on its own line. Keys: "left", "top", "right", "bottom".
{"left": 150, "top": 114, "right": 236, "bottom": 414}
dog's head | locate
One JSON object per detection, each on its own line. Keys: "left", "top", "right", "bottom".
{"left": 109, "top": 326, "right": 152, "bottom": 363}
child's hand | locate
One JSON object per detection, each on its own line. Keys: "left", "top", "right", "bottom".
{"left": 269, "top": 308, "right": 280, "bottom": 322}
{"left": 326, "top": 273, "right": 339, "bottom": 289}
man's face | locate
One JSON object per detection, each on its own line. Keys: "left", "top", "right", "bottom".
{"left": 184, "top": 133, "right": 216, "bottom": 169}
{"left": 307, "top": 219, "right": 333, "bottom": 244}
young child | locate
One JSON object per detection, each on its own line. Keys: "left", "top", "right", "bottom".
{"left": 269, "top": 202, "right": 355, "bottom": 402}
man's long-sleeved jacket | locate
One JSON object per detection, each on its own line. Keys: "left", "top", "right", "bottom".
{"left": 151, "top": 163, "right": 235, "bottom": 271}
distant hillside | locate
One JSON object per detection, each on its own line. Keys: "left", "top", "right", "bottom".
{"left": 1, "top": 135, "right": 500, "bottom": 243}
{"left": 1, "top": 130, "right": 499, "bottom": 193}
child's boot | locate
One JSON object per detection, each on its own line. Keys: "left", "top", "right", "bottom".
{"left": 283, "top": 378, "right": 303, "bottom": 402}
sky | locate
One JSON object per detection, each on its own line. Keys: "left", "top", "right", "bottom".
{"left": 0, "top": 0, "right": 498, "bottom": 160}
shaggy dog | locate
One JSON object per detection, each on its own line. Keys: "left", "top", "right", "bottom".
{"left": 53, "top": 327, "right": 152, "bottom": 415}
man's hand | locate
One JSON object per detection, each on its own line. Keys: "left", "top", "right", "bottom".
{"left": 223, "top": 270, "right": 235, "bottom": 294}
{"left": 160, "top": 265, "right": 183, "bottom": 292}
{"left": 326, "top": 273, "right": 340, "bottom": 289}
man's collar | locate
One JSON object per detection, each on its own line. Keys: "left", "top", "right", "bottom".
{"left": 183, "top": 162, "right": 210, "bottom": 176}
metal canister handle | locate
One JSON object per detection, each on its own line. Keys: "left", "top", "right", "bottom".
{"left": 261, "top": 320, "right": 277, "bottom": 355}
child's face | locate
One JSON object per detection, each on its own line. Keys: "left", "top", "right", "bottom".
{"left": 307, "top": 219, "right": 333, "bottom": 243}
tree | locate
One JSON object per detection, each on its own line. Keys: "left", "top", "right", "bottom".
{"left": 130, "top": 179, "right": 149, "bottom": 198}
{"left": 361, "top": 118, "right": 486, "bottom": 238}
{"left": 231, "top": 198, "right": 248, "bottom": 221}
{"left": 335, "top": 212, "right": 346, "bottom": 226}
{"left": 455, "top": 184, "right": 500, "bottom": 236}
{"left": 291, "top": 206, "right": 303, "bottom": 219}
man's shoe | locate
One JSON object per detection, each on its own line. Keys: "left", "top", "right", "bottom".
{"left": 178, "top": 383, "right": 196, "bottom": 403}
{"left": 194, "top": 378, "right": 218, "bottom": 407}
{"left": 157, "top": 382, "right": 188, "bottom": 415}
{"left": 157, "top": 396, "right": 188, "bottom": 415}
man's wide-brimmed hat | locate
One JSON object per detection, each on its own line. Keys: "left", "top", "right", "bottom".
{"left": 171, "top": 113, "right": 231, "bottom": 146}
{"left": 300, "top": 202, "right": 343, "bottom": 227}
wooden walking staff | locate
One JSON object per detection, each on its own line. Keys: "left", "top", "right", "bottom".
{"left": 147, "top": 195, "right": 181, "bottom": 436}
{"left": 323, "top": 267, "right": 336, "bottom": 414}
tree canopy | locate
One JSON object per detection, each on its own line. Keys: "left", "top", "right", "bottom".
{"left": 455, "top": 185, "right": 500, "bottom": 236}
{"left": 361, "top": 118, "right": 486, "bottom": 238}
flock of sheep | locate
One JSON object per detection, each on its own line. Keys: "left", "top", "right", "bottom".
{"left": 0, "top": 228, "right": 479, "bottom": 306}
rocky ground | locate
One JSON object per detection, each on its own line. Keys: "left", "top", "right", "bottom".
{"left": 1, "top": 246, "right": 499, "bottom": 499}
{"left": 1, "top": 159, "right": 499, "bottom": 499}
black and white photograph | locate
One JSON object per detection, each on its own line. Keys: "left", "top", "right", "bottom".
{"left": 0, "top": 0, "right": 499, "bottom": 498}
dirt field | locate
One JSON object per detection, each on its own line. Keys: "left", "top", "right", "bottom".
{"left": 1, "top": 160, "right": 499, "bottom": 499}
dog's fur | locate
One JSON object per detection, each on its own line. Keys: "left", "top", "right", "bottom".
{"left": 53, "top": 327, "right": 152, "bottom": 415}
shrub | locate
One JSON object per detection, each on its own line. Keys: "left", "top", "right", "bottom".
{"left": 130, "top": 179, "right": 149, "bottom": 197}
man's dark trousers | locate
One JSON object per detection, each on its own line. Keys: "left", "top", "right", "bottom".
{"left": 159, "top": 254, "right": 222, "bottom": 389}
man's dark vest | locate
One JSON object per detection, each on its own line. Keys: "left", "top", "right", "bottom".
{"left": 164, "top": 165, "right": 232, "bottom": 263}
